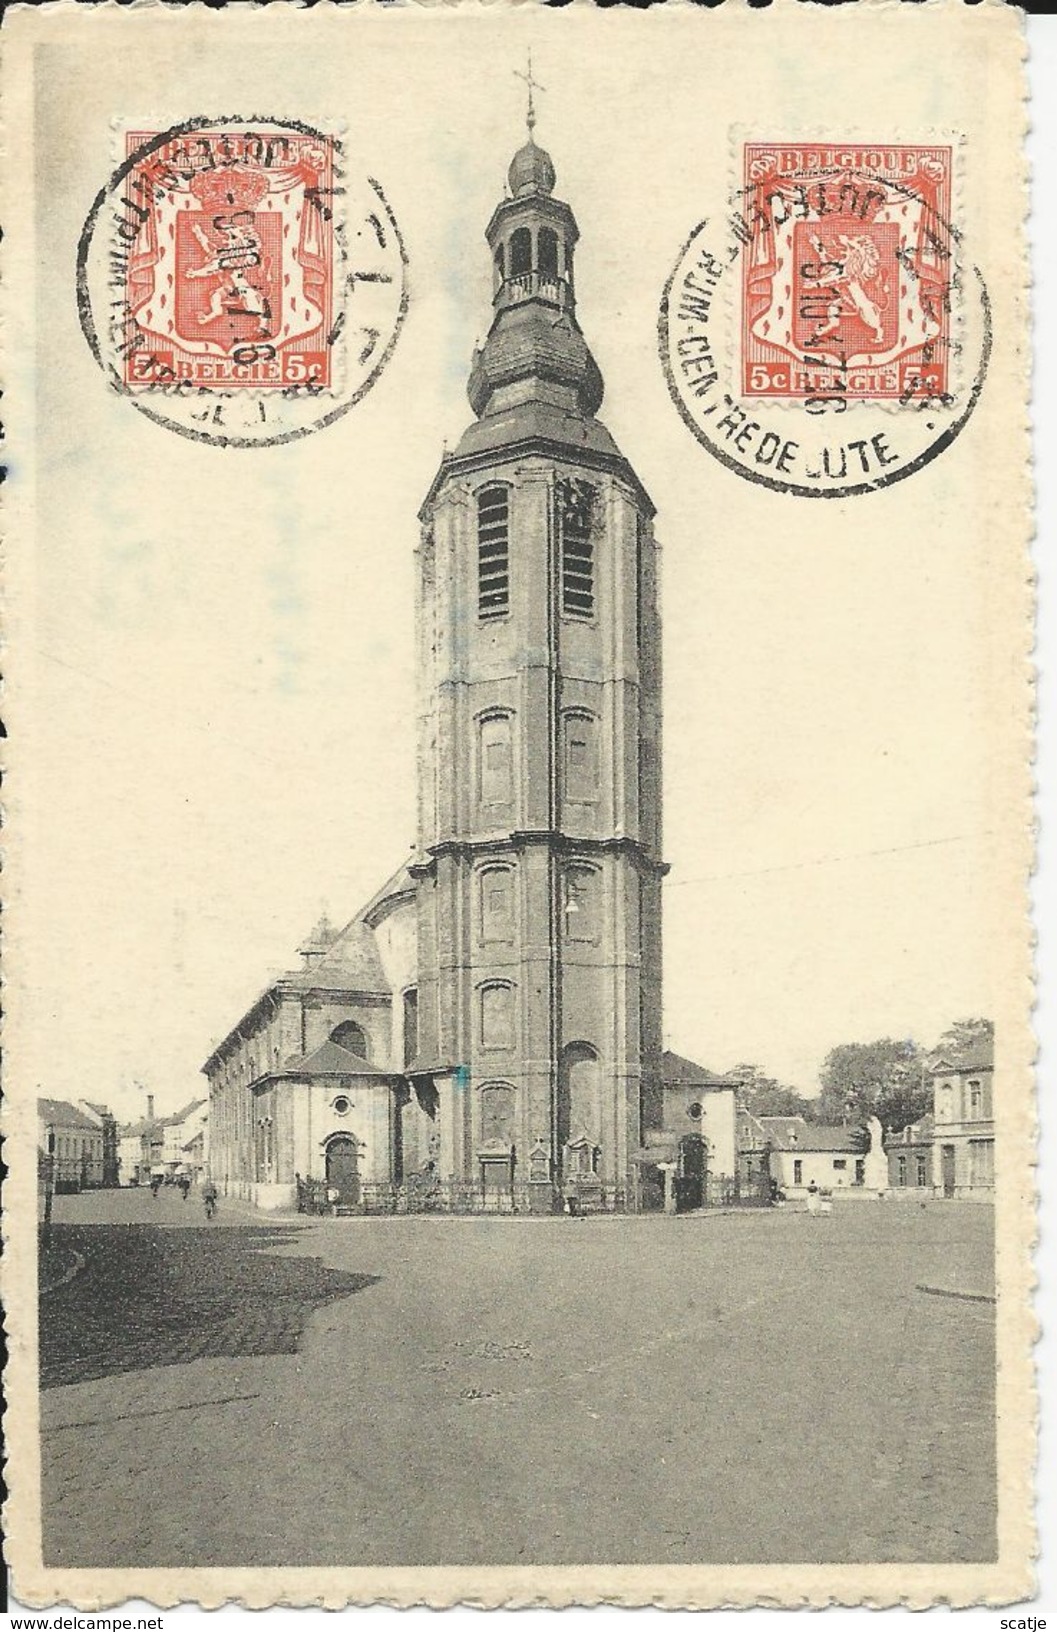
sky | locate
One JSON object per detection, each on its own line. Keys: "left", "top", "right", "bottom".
{"left": 22, "top": 12, "right": 1011, "bottom": 1126}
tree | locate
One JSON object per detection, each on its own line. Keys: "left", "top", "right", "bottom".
{"left": 932, "top": 1016, "right": 994, "bottom": 1062}
{"left": 816, "top": 1037, "right": 929, "bottom": 1134}
{"left": 729, "top": 1063, "right": 816, "bottom": 1122}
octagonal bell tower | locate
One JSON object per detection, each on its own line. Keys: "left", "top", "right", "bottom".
{"left": 410, "top": 119, "right": 666, "bottom": 1206}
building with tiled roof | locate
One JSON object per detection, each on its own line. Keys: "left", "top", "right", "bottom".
{"left": 757, "top": 1115, "right": 870, "bottom": 1196}
{"left": 37, "top": 1098, "right": 108, "bottom": 1191}
{"left": 758, "top": 1117, "right": 860, "bottom": 1154}
{"left": 203, "top": 857, "right": 421, "bottom": 1208}
{"left": 656, "top": 1050, "right": 740, "bottom": 1186}
{"left": 74, "top": 1100, "right": 121, "bottom": 1187}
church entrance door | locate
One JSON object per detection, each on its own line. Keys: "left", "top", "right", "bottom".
{"left": 677, "top": 1134, "right": 706, "bottom": 1211}
{"left": 325, "top": 1136, "right": 361, "bottom": 1207}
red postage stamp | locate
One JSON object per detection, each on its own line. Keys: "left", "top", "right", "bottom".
{"left": 121, "top": 127, "right": 337, "bottom": 391}
{"left": 740, "top": 142, "right": 953, "bottom": 403}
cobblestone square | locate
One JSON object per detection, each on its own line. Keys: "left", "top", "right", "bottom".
{"left": 40, "top": 1190, "right": 996, "bottom": 1568}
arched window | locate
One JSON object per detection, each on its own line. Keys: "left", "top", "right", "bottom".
{"left": 479, "top": 712, "right": 513, "bottom": 808}
{"left": 564, "top": 863, "right": 600, "bottom": 942}
{"left": 493, "top": 243, "right": 505, "bottom": 285}
{"left": 480, "top": 864, "right": 514, "bottom": 943}
{"left": 558, "top": 479, "right": 596, "bottom": 618}
{"left": 480, "top": 1083, "right": 516, "bottom": 1146}
{"left": 510, "top": 227, "right": 532, "bottom": 276}
{"left": 480, "top": 982, "right": 514, "bottom": 1050}
{"left": 402, "top": 988, "right": 418, "bottom": 1070}
{"left": 477, "top": 486, "right": 510, "bottom": 618}
{"left": 331, "top": 1020, "right": 368, "bottom": 1059}
{"left": 563, "top": 712, "right": 600, "bottom": 804}
{"left": 538, "top": 227, "right": 559, "bottom": 279}
{"left": 557, "top": 1042, "right": 601, "bottom": 1150}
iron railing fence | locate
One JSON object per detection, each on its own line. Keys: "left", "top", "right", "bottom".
{"left": 295, "top": 1172, "right": 776, "bottom": 1217}
{"left": 367, "top": 1179, "right": 633, "bottom": 1215}
{"left": 297, "top": 1176, "right": 634, "bottom": 1216}
{"left": 703, "top": 1173, "right": 773, "bottom": 1208}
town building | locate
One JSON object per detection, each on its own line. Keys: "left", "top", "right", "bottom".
{"left": 204, "top": 123, "right": 665, "bottom": 1212}
{"left": 931, "top": 1037, "right": 994, "bottom": 1199}
{"left": 758, "top": 1116, "right": 865, "bottom": 1197}
{"left": 161, "top": 1098, "right": 209, "bottom": 1177}
{"left": 736, "top": 1105, "right": 773, "bottom": 1192}
{"left": 118, "top": 1094, "right": 167, "bottom": 1185}
{"left": 885, "top": 1113, "right": 934, "bottom": 1193}
{"left": 37, "top": 1098, "right": 106, "bottom": 1192}
{"left": 119, "top": 1094, "right": 212, "bottom": 1185}
{"left": 78, "top": 1101, "right": 120, "bottom": 1187}
{"left": 203, "top": 874, "right": 416, "bottom": 1209}
{"left": 657, "top": 1052, "right": 738, "bottom": 1182}
{"left": 178, "top": 1107, "right": 209, "bottom": 1180}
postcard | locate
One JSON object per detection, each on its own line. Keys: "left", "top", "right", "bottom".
{"left": 1, "top": 0, "right": 1035, "bottom": 1609}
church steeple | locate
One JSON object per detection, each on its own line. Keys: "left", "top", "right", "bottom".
{"left": 413, "top": 109, "right": 665, "bottom": 1203}
{"left": 467, "top": 122, "right": 604, "bottom": 421}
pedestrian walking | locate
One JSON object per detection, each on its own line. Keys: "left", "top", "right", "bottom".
{"left": 178, "top": 1175, "right": 191, "bottom": 1200}
{"left": 202, "top": 1178, "right": 218, "bottom": 1220}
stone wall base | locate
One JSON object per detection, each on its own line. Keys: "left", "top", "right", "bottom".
{"left": 253, "top": 1182, "right": 298, "bottom": 1211}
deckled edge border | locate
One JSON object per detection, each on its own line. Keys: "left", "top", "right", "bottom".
{"left": 0, "top": 0, "right": 1038, "bottom": 1611}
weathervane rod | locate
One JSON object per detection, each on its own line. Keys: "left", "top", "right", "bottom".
{"left": 514, "top": 49, "right": 545, "bottom": 139}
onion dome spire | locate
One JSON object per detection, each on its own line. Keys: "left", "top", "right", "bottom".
{"left": 508, "top": 140, "right": 556, "bottom": 200}
{"left": 466, "top": 66, "right": 604, "bottom": 421}
{"left": 508, "top": 51, "right": 556, "bottom": 198}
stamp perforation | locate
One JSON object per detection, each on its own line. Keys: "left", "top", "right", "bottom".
{"left": 77, "top": 114, "right": 409, "bottom": 446}
{"left": 724, "top": 126, "right": 968, "bottom": 418}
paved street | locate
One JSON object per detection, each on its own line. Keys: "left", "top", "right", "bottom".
{"left": 39, "top": 1217, "right": 379, "bottom": 1389}
{"left": 40, "top": 1189, "right": 995, "bottom": 1568}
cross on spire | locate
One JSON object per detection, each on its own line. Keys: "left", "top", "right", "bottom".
{"left": 515, "top": 50, "right": 545, "bottom": 139}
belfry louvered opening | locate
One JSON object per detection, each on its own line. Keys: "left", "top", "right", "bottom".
{"left": 477, "top": 486, "right": 510, "bottom": 618}
{"left": 559, "top": 482, "right": 596, "bottom": 619}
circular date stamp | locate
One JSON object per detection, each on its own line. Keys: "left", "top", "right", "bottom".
{"left": 77, "top": 116, "right": 408, "bottom": 448}
{"left": 659, "top": 142, "right": 990, "bottom": 498}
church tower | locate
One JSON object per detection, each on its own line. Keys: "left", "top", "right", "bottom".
{"left": 411, "top": 114, "right": 665, "bottom": 1204}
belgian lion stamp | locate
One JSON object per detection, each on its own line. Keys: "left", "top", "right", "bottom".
{"left": 740, "top": 142, "right": 953, "bottom": 405}
{"left": 660, "top": 136, "right": 989, "bottom": 498}
{"left": 77, "top": 117, "right": 408, "bottom": 447}
{"left": 121, "top": 126, "right": 338, "bottom": 393}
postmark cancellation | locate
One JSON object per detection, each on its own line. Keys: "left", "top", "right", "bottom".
{"left": 78, "top": 118, "right": 408, "bottom": 446}
{"left": 740, "top": 142, "right": 954, "bottom": 407}
{"left": 661, "top": 135, "right": 985, "bottom": 498}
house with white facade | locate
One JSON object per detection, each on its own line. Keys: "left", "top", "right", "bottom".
{"left": 758, "top": 1116, "right": 865, "bottom": 1197}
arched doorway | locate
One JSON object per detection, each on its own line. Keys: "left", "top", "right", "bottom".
{"left": 557, "top": 1042, "right": 601, "bottom": 1177}
{"left": 325, "top": 1135, "right": 361, "bottom": 1206}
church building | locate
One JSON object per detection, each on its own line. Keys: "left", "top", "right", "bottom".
{"left": 204, "top": 120, "right": 673, "bottom": 1212}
